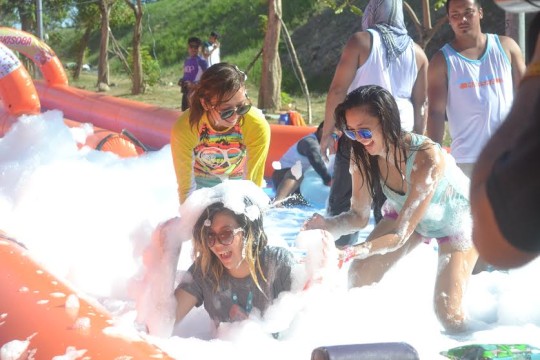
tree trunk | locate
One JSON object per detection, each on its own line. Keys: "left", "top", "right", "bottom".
{"left": 97, "top": 0, "right": 112, "bottom": 87}
{"left": 125, "top": 0, "right": 144, "bottom": 95}
{"left": 73, "top": 26, "right": 92, "bottom": 80}
{"left": 258, "top": 0, "right": 282, "bottom": 112}
{"left": 278, "top": 15, "right": 312, "bottom": 124}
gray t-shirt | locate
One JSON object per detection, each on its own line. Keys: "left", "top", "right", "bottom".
{"left": 178, "top": 246, "right": 294, "bottom": 323}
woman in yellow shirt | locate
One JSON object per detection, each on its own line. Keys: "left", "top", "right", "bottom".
{"left": 171, "top": 63, "right": 270, "bottom": 204}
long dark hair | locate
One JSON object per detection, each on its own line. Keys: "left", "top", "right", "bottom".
{"left": 192, "top": 199, "right": 268, "bottom": 292}
{"left": 334, "top": 85, "right": 407, "bottom": 199}
{"left": 188, "top": 63, "right": 248, "bottom": 129}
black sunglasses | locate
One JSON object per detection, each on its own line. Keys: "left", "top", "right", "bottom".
{"left": 213, "top": 103, "right": 252, "bottom": 120}
{"left": 206, "top": 227, "right": 243, "bottom": 247}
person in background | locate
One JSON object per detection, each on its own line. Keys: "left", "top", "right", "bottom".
{"left": 304, "top": 85, "right": 478, "bottom": 333}
{"left": 427, "top": 0, "right": 525, "bottom": 273}
{"left": 179, "top": 37, "right": 208, "bottom": 111}
{"left": 203, "top": 31, "right": 221, "bottom": 67}
{"left": 171, "top": 63, "right": 270, "bottom": 205}
{"left": 470, "top": 13, "right": 540, "bottom": 269}
{"left": 319, "top": 0, "right": 428, "bottom": 248}
{"left": 271, "top": 122, "right": 335, "bottom": 205}
{"left": 427, "top": 0, "right": 525, "bottom": 178}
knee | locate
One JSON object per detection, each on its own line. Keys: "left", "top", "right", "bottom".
{"left": 434, "top": 293, "right": 466, "bottom": 333}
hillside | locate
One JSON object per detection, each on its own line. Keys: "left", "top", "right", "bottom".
{"left": 287, "top": 3, "right": 512, "bottom": 93}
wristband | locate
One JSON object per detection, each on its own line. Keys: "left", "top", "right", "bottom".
{"left": 338, "top": 246, "right": 356, "bottom": 269}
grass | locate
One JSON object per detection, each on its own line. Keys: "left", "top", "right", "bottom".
{"left": 66, "top": 70, "right": 450, "bottom": 146}
{"left": 67, "top": 69, "right": 328, "bottom": 126}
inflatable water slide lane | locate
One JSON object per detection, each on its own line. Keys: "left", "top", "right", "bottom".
{"left": 0, "top": 234, "right": 173, "bottom": 359}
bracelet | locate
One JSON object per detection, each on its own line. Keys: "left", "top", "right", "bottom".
{"left": 521, "top": 62, "right": 540, "bottom": 84}
{"left": 337, "top": 246, "right": 355, "bottom": 269}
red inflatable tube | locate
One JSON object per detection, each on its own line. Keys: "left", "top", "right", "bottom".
{"left": 0, "top": 235, "right": 173, "bottom": 359}
{"left": 0, "top": 43, "right": 41, "bottom": 118}
{"left": 265, "top": 123, "right": 314, "bottom": 177}
{"left": 35, "top": 81, "right": 179, "bottom": 151}
{"left": 0, "top": 27, "right": 68, "bottom": 87}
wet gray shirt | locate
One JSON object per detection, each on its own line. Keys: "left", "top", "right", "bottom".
{"left": 178, "top": 246, "right": 294, "bottom": 323}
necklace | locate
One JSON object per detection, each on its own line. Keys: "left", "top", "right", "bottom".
{"left": 231, "top": 290, "right": 253, "bottom": 314}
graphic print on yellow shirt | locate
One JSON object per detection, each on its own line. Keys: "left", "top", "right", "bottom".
{"left": 194, "top": 123, "right": 247, "bottom": 188}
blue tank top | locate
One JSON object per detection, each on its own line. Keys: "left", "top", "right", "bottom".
{"left": 381, "top": 134, "right": 471, "bottom": 238}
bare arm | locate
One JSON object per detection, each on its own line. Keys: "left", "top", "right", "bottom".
{"left": 499, "top": 35, "right": 526, "bottom": 91}
{"left": 411, "top": 43, "right": 428, "bottom": 135}
{"left": 304, "top": 155, "right": 372, "bottom": 238}
{"left": 174, "top": 288, "right": 198, "bottom": 323}
{"left": 426, "top": 51, "right": 448, "bottom": 145}
{"left": 351, "top": 144, "right": 444, "bottom": 258}
{"left": 321, "top": 32, "right": 371, "bottom": 160}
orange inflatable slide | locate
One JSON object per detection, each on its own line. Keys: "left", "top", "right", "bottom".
{"left": 0, "top": 28, "right": 313, "bottom": 357}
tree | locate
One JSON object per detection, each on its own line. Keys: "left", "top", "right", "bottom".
{"left": 124, "top": 0, "right": 144, "bottom": 95}
{"left": 259, "top": 0, "right": 282, "bottom": 112}
{"left": 97, "top": 0, "right": 115, "bottom": 87}
{"left": 0, "top": 0, "right": 72, "bottom": 33}
{"left": 72, "top": 1, "right": 100, "bottom": 80}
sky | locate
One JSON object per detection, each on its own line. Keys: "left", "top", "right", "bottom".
{"left": 1, "top": 110, "right": 540, "bottom": 360}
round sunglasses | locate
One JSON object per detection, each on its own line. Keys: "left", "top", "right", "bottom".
{"left": 206, "top": 227, "right": 243, "bottom": 247}
{"left": 213, "top": 103, "right": 252, "bottom": 120}
{"left": 343, "top": 128, "right": 373, "bottom": 141}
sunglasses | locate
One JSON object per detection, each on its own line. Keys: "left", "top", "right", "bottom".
{"left": 214, "top": 103, "right": 252, "bottom": 120}
{"left": 343, "top": 128, "right": 373, "bottom": 141}
{"left": 206, "top": 227, "right": 243, "bottom": 247}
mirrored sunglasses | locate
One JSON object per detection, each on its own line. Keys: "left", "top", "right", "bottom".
{"left": 343, "top": 128, "right": 373, "bottom": 141}
{"left": 216, "top": 103, "right": 252, "bottom": 120}
{"left": 206, "top": 227, "right": 243, "bottom": 247}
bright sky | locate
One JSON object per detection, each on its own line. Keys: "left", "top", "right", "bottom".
{"left": 1, "top": 111, "right": 540, "bottom": 360}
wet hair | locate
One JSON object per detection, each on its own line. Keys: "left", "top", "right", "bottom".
{"left": 445, "top": 0, "right": 482, "bottom": 14}
{"left": 191, "top": 199, "right": 268, "bottom": 292}
{"left": 315, "top": 121, "right": 324, "bottom": 142}
{"left": 334, "top": 85, "right": 408, "bottom": 200}
{"left": 188, "top": 63, "right": 248, "bottom": 129}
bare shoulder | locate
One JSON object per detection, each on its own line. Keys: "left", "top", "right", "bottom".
{"left": 347, "top": 31, "right": 372, "bottom": 51}
{"left": 429, "top": 50, "right": 445, "bottom": 68}
{"left": 413, "top": 140, "right": 444, "bottom": 170}
{"left": 413, "top": 42, "right": 428, "bottom": 66}
{"left": 497, "top": 34, "right": 522, "bottom": 54}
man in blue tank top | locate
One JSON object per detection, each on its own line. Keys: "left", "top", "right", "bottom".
{"left": 427, "top": 0, "right": 526, "bottom": 273}
{"left": 427, "top": 0, "right": 525, "bottom": 178}
{"left": 470, "top": 13, "right": 540, "bottom": 269}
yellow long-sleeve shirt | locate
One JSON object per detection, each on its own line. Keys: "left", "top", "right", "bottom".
{"left": 171, "top": 107, "right": 270, "bottom": 204}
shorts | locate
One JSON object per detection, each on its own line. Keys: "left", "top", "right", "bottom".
{"left": 381, "top": 202, "right": 470, "bottom": 249}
